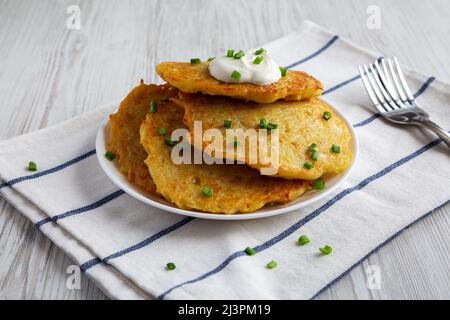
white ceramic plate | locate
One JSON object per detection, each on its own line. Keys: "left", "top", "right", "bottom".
{"left": 96, "top": 103, "right": 359, "bottom": 220}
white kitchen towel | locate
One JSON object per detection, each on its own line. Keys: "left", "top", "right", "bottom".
{"left": 1, "top": 20, "right": 449, "bottom": 300}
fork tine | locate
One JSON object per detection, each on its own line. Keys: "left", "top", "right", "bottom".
{"left": 393, "top": 57, "right": 415, "bottom": 101}
{"left": 374, "top": 59, "right": 402, "bottom": 110}
{"left": 361, "top": 64, "right": 391, "bottom": 113}
{"left": 368, "top": 64, "right": 398, "bottom": 110}
{"left": 363, "top": 65, "right": 385, "bottom": 103}
{"left": 359, "top": 66, "right": 389, "bottom": 114}
{"left": 386, "top": 57, "right": 408, "bottom": 102}
{"left": 358, "top": 66, "right": 380, "bottom": 106}
{"left": 378, "top": 58, "right": 399, "bottom": 100}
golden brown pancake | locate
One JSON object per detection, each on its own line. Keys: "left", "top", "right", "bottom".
{"left": 139, "top": 102, "right": 310, "bottom": 214}
{"left": 156, "top": 61, "right": 323, "bottom": 103}
{"left": 108, "top": 81, "right": 177, "bottom": 195}
{"left": 172, "top": 92, "right": 353, "bottom": 180}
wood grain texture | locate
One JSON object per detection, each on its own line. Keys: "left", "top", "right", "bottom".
{"left": 0, "top": 0, "right": 449, "bottom": 300}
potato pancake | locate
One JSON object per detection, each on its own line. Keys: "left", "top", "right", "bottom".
{"left": 156, "top": 61, "right": 323, "bottom": 103}
{"left": 108, "top": 81, "right": 177, "bottom": 194}
{"left": 139, "top": 102, "right": 310, "bottom": 214}
{"left": 173, "top": 92, "right": 353, "bottom": 180}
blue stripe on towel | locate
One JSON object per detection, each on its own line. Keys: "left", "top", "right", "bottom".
{"left": 353, "top": 76, "right": 435, "bottom": 128}
{"left": 79, "top": 258, "right": 102, "bottom": 272}
{"left": 35, "top": 189, "right": 125, "bottom": 228}
{"left": 311, "top": 198, "right": 450, "bottom": 299}
{"left": 414, "top": 77, "right": 435, "bottom": 98}
{"left": 286, "top": 35, "right": 339, "bottom": 69}
{"left": 353, "top": 114, "right": 381, "bottom": 128}
{"left": 80, "top": 216, "right": 194, "bottom": 272}
{"left": 157, "top": 135, "right": 446, "bottom": 299}
{"left": 0, "top": 149, "right": 96, "bottom": 190}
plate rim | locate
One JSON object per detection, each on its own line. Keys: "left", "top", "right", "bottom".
{"left": 95, "top": 103, "right": 359, "bottom": 220}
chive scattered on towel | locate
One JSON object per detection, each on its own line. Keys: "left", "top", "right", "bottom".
{"left": 319, "top": 245, "right": 333, "bottom": 255}
{"left": 298, "top": 235, "right": 310, "bottom": 246}
{"left": 244, "top": 247, "right": 256, "bottom": 256}
{"left": 28, "top": 161, "right": 37, "bottom": 171}
{"left": 166, "top": 262, "right": 176, "bottom": 270}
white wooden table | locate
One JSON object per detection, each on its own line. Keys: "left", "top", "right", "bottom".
{"left": 0, "top": 0, "right": 449, "bottom": 299}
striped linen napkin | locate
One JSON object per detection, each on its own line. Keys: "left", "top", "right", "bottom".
{"left": 1, "top": 20, "right": 449, "bottom": 300}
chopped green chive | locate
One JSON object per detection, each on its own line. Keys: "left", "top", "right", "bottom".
{"left": 298, "top": 235, "right": 310, "bottom": 246}
{"left": 158, "top": 127, "right": 167, "bottom": 135}
{"left": 233, "top": 50, "right": 245, "bottom": 59}
{"left": 253, "top": 56, "right": 264, "bottom": 64}
{"left": 319, "top": 245, "right": 333, "bottom": 255}
{"left": 166, "top": 262, "right": 176, "bottom": 270}
{"left": 313, "top": 178, "right": 325, "bottom": 190}
{"left": 226, "top": 49, "right": 235, "bottom": 57}
{"left": 279, "top": 66, "right": 287, "bottom": 77}
{"left": 308, "top": 143, "right": 319, "bottom": 160}
{"left": 266, "top": 260, "right": 278, "bottom": 269}
{"left": 28, "top": 161, "right": 37, "bottom": 171}
{"left": 224, "top": 119, "right": 232, "bottom": 128}
{"left": 207, "top": 57, "right": 215, "bottom": 62}
{"left": 308, "top": 143, "right": 317, "bottom": 152}
{"left": 311, "top": 150, "right": 320, "bottom": 160}
{"left": 104, "top": 151, "right": 116, "bottom": 161}
{"left": 266, "top": 123, "right": 278, "bottom": 131}
{"left": 323, "top": 111, "right": 332, "bottom": 121}
{"left": 164, "top": 138, "right": 178, "bottom": 146}
{"left": 202, "top": 186, "right": 213, "bottom": 197}
{"left": 190, "top": 58, "right": 201, "bottom": 64}
{"left": 149, "top": 99, "right": 157, "bottom": 113}
{"left": 254, "top": 48, "right": 265, "bottom": 55}
{"left": 244, "top": 247, "right": 256, "bottom": 256}
{"left": 331, "top": 144, "right": 341, "bottom": 153}
{"left": 259, "top": 118, "right": 267, "bottom": 129}
{"left": 303, "top": 161, "right": 314, "bottom": 170}
{"left": 231, "top": 70, "right": 241, "bottom": 81}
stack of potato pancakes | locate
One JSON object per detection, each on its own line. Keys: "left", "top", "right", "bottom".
{"left": 108, "top": 59, "right": 353, "bottom": 214}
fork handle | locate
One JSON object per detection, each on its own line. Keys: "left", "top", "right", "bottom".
{"left": 419, "top": 119, "right": 450, "bottom": 148}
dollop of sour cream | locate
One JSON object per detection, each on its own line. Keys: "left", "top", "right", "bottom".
{"left": 208, "top": 49, "right": 281, "bottom": 85}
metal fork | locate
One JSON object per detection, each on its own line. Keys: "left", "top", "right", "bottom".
{"left": 359, "top": 57, "right": 450, "bottom": 148}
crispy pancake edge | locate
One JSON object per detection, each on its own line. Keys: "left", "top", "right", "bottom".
{"left": 108, "top": 81, "right": 177, "bottom": 195}
{"left": 156, "top": 61, "right": 323, "bottom": 103}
